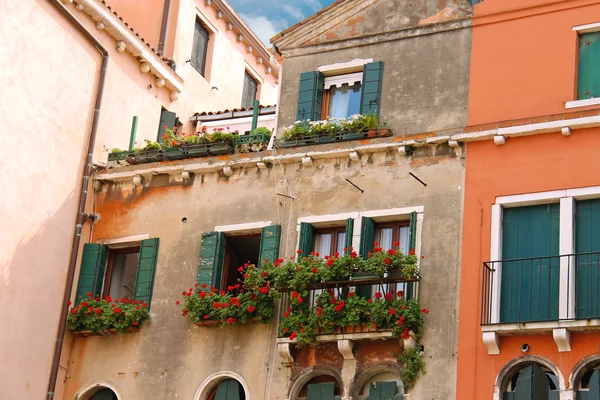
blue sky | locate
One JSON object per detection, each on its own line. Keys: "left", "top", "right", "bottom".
{"left": 229, "top": 0, "right": 337, "bottom": 46}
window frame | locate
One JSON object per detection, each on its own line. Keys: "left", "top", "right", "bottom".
{"left": 191, "top": 17, "right": 210, "bottom": 77}
{"left": 374, "top": 221, "right": 410, "bottom": 250}
{"left": 312, "top": 226, "right": 347, "bottom": 257}
{"left": 221, "top": 232, "right": 261, "bottom": 291}
{"left": 320, "top": 72, "right": 363, "bottom": 120}
{"left": 241, "top": 70, "right": 258, "bottom": 109}
{"left": 566, "top": 22, "right": 600, "bottom": 109}
{"left": 102, "top": 246, "right": 140, "bottom": 298}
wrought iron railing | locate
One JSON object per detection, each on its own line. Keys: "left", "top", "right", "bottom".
{"left": 481, "top": 252, "right": 600, "bottom": 325}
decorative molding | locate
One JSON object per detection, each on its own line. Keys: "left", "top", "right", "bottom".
{"left": 337, "top": 339, "right": 355, "bottom": 360}
{"left": 115, "top": 40, "right": 126, "bottom": 52}
{"left": 482, "top": 319, "right": 600, "bottom": 335}
{"left": 561, "top": 127, "right": 571, "bottom": 136}
{"left": 572, "top": 21, "right": 600, "bottom": 32}
{"left": 318, "top": 58, "right": 373, "bottom": 74}
{"left": 397, "top": 146, "right": 406, "bottom": 155}
{"left": 216, "top": 10, "right": 223, "bottom": 19}
{"left": 448, "top": 140, "right": 459, "bottom": 147}
{"left": 256, "top": 161, "right": 267, "bottom": 169}
{"left": 73, "top": 380, "right": 123, "bottom": 400}
{"left": 226, "top": 22, "right": 233, "bottom": 31}
{"left": 323, "top": 72, "right": 363, "bottom": 89}
{"left": 493, "top": 135, "right": 506, "bottom": 145}
{"left": 132, "top": 174, "right": 143, "bottom": 187}
{"left": 222, "top": 166, "right": 233, "bottom": 176}
{"left": 482, "top": 332, "right": 500, "bottom": 355}
{"left": 553, "top": 328, "right": 571, "bottom": 352}
{"left": 402, "top": 331, "right": 416, "bottom": 349}
{"left": 277, "top": 343, "right": 294, "bottom": 365}
{"left": 349, "top": 151, "right": 360, "bottom": 162}
{"left": 301, "top": 156, "right": 313, "bottom": 167}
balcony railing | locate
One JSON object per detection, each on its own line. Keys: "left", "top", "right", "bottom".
{"left": 481, "top": 252, "right": 600, "bottom": 325}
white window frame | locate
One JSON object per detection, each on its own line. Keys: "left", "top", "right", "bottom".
{"left": 489, "top": 186, "right": 600, "bottom": 324}
{"left": 566, "top": 22, "right": 600, "bottom": 109}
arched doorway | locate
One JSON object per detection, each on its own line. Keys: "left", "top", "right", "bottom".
{"left": 207, "top": 379, "right": 246, "bottom": 400}
{"left": 357, "top": 372, "right": 403, "bottom": 400}
{"left": 502, "top": 363, "right": 559, "bottom": 399}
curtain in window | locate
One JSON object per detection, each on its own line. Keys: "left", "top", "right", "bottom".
{"left": 314, "top": 233, "right": 332, "bottom": 257}
{"left": 328, "top": 83, "right": 362, "bottom": 119}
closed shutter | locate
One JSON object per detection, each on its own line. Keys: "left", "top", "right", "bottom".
{"left": 360, "top": 62, "right": 384, "bottom": 117}
{"left": 500, "top": 204, "right": 560, "bottom": 323}
{"left": 368, "top": 381, "right": 398, "bottom": 400}
{"left": 575, "top": 199, "right": 600, "bottom": 318}
{"left": 296, "top": 71, "right": 324, "bottom": 122}
{"left": 157, "top": 109, "right": 177, "bottom": 142}
{"left": 578, "top": 32, "right": 600, "bottom": 100}
{"left": 345, "top": 218, "right": 354, "bottom": 254}
{"left": 197, "top": 232, "right": 227, "bottom": 289}
{"left": 356, "top": 217, "right": 376, "bottom": 298}
{"left": 91, "top": 388, "right": 117, "bottom": 400}
{"left": 298, "top": 222, "right": 314, "bottom": 258}
{"left": 259, "top": 225, "right": 281, "bottom": 263}
{"left": 75, "top": 243, "right": 108, "bottom": 304}
{"left": 306, "top": 382, "right": 335, "bottom": 400}
{"left": 214, "top": 379, "right": 243, "bottom": 400}
{"left": 504, "top": 364, "right": 553, "bottom": 400}
{"left": 133, "top": 238, "right": 160, "bottom": 307}
{"left": 577, "top": 368, "right": 600, "bottom": 399}
{"left": 241, "top": 71, "right": 258, "bottom": 109}
{"left": 191, "top": 19, "right": 209, "bottom": 76}
{"left": 406, "top": 211, "right": 418, "bottom": 299}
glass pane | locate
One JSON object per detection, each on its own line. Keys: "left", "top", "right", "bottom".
{"left": 347, "top": 83, "right": 362, "bottom": 117}
{"left": 313, "top": 233, "right": 332, "bottom": 257}
{"left": 375, "top": 227, "right": 393, "bottom": 251}
{"left": 109, "top": 252, "right": 139, "bottom": 299}
{"left": 336, "top": 232, "right": 346, "bottom": 255}
{"left": 398, "top": 226, "right": 410, "bottom": 254}
{"left": 328, "top": 83, "right": 362, "bottom": 119}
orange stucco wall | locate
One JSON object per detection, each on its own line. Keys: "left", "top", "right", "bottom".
{"left": 467, "top": 0, "right": 600, "bottom": 126}
{"left": 457, "top": 128, "right": 600, "bottom": 399}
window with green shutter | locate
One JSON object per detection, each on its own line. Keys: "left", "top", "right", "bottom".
{"left": 297, "top": 71, "right": 324, "bottom": 121}
{"left": 298, "top": 222, "right": 314, "bottom": 258}
{"left": 578, "top": 32, "right": 600, "bottom": 100}
{"left": 360, "top": 62, "right": 385, "bottom": 117}
{"left": 575, "top": 199, "right": 600, "bottom": 318}
{"left": 259, "top": 225, "right": 281, "bottom": 263}
{"left": 213, "top": 379, "right": 246, "bottom": 400}
{"left": 577, "top": 366, "right": 600, "bottom": 398}
{"left": 133, "top": 238, "right": 160, "bottom": 307}
{"left": 75, "top": 243, "right": 108, "bottom": 303}
{"left": 503, "top": 364, "right": 559, "bottom": 400}
{"left": 345, "top": 218, "right": 354, "bottom": 254}
{"left": 157, "top": 108, "right": 178, "bottom": 143}
{"left": 368, "top": 381, "right": 402, "bottom": 400}
{"left": 197, "top": 232, "right": 227, "bottom": 289}
{"left": 306, "top": 382, "right": 335, "bottom": 400}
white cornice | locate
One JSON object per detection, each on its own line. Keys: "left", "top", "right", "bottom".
{"left": 75, "top": 0, "right": 184, "bottom": 97}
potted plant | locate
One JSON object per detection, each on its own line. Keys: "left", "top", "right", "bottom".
{"left": 107, "top": 148, "right": 132, "bottom": 168}
{"left": 134, "top": 139, "right": 164, "bottom": 163}
{"left": 237, "top": 126, "right": 272, "bottom": 153}
{"left": 379, "top": 122, "right": 392, "bottom": 137}
{"left": 362, "top": 113, "right": 379, "bottom": 138}
{"left": 281, "top": 121, "right": 312, "bottom": 147}
{"left": 341, "top": 114, "right": 369, "bottom": 140}
{"left": 184, "top": 134, "right": 209, "bottom": 158}
{"left": 310, "top": 119, "right": 342, "bottom": 143}
{"left": 67, "top": 294, "right": 149, "bottom": 336}
{"left": 161, "top": 128, "right": 186, "bottom": 160}
{"left": 207, "top": 128, "right": 238, "bottom": 155}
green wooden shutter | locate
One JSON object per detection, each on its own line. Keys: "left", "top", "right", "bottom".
{"left": 296, "top": 71, "right": 324, "bottom": 122}
{"left": 214, "top": 379, "right": 242, "bottom": 400}
{"left": 157, "top": 109, "right": 177, "bottom": 142}
{"left": 359, "top": 217, "right": 375, "bottom": 257}
{"left": 406, "top": 212, "right": 418, "bottom": 299}
{"left": 500, "top": 204, "right": 560, "bottom": 323}
{"left": 298, "top": 222, "right": 314, "bottom": 258}
{"left": 578, "top": 368, "right": 600, "bottom": 400}
{"left": 307, "top": 382, "right": 335, "bottom": 400}
{"left": 75, "top": 243, "right": 108, "bottom": 304}
{"left": 368, "top": 381, "right": 397, "bottom": 400}
{"left": 504, "top": 364, "right": 551, "bottom": 400}
{"left": 259, "top": 225, "right": 281, "bottom": 263}
{"left": 360, "top": 62, "right": 385, "bottom": 117}
{"left": 578, "top": 32, "right": 600, "bottom": 100}
{"left": 575, "top": 199, "right": 600, "bottom": 318}
{"left": 345, "top": 218, "right": 354, "bottom": 254}
{"left": 133, "top": 238, "right": 160, "bottom": 307}
{"left": 197, "top": 232, "right": 227, "bottom": 290}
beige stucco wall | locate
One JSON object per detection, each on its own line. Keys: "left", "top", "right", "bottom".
{"left": 61, "top": 142, "right": 464, "bottom": 399}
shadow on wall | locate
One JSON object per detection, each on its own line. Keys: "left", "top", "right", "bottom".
{"left": 0, "top": 191, "right": 80, "bottom": 399}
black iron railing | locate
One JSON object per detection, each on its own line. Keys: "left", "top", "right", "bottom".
{"left": 481, "top": 252, "right": 600, "bottom": 325}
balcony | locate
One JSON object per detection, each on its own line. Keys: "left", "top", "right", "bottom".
{"left": 480, "top": 252, "right": 600, "bottom": 354}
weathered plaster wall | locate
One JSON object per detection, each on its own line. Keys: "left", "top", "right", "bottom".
{"left": 104, "top": 0, "right": 164, "bottom": 50}
{"left": 62, "top": 144, "right": 464, "bottom": 399}
{"left": 277, "top": 26, "right": 471, "bottom": 137}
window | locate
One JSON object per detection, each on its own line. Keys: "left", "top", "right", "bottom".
{"left": 191, "top": 18, "right": 209, "bottom": 76}
{"left": 313, "top": 227, "right": 347, "bottom": 257}
{"left": 241, "top": 71, "right": 258, "bottom": 109}
{"left": 104, "top": 248, "right": 139, "bottom": 299}
{"left": 296, "top": 62, "right": 384, "bottom": 122}
{"left": 208, "top": 379, "right": 246, "bottom": 400}
{"left": 89, "top": 388, "right": 118, "bottom": 400}
{"left": 298, "top": 377, "right": 342, "bottom": 400}
{"left": 74, "top": 239, "right": 160, "bottom": 307}
{"left": 321, "top": 73, "right": 362, "bottom": 119}
{"left": 357, "top": 372, "right": 404, "bottom": 400}
{"left": 502, "top": 363, "right": 559, "bottom": 399}
{"left": 577, "top": 31, "right": 600, "bottom": 100}
{"left": 575, "top": 199, "right": 600, "bottom": 318}
{"left": 157, "top": 108, "right": 178, "bottom": 143}
{"left": 197, "top": 226, "right": 281, "bottom": 291}
{"left": 574, "top": 361, "right": 600, "bottom": 396}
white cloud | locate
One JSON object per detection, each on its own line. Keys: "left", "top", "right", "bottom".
{"left": 240, "top": 14, "right": 287, "bottom": 46}
{"left": 280, "top": 4, "right": 306, "bottom": 21}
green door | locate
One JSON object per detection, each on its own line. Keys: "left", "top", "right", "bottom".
{"left": 500, "top": 204, "right": 560, "bottom": 323}
{"left": 503, "top": 364, "right": 554, "bottom": 400}
{"left": 368, "top": 381, "right": 402, "bottom": 400}
{"left": 306, "top": 382, "right": 335, "bottom": 400}
{"left": 214, "top": 379, "right": 244, "bottom": 400}
{"left": 576, "top": 199, "right": 600, "bottom": 318}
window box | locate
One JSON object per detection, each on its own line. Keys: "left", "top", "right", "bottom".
{"left": 195, "top": 320, "right": 221, "bottom": 328}
{"left": 133, "top": 149, "right": 164, "bottom": 164}
{"left": 207, "top": 141, "right": 235, "bottom": 155}
{"left": 107, "top": 150, "right": 134, "bottom": 167}
{"left": 72, "top": 326, "right": 140, "bottom": 338}
{"left": 276, "top": 128, "right": 393, "bottom": 149}
{"left": 340, "top": 131, "right": 363, "bottom": 141}
{"left": 236, "top": 133, "right": 270, "bottom": 153}
{"left": 186, "top": 143, "right": 209, "bottom": 158}
{"left": 164, "top": 146, "right": 186, "bottom": 160}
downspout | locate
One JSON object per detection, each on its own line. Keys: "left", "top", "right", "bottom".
{"left": 45, "top": 1, "right": 109, "bottom": 399}
{"left": 158, "top": 0, "right": 171, "bottom": 55}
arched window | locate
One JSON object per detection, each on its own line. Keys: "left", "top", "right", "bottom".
{"left": 207, "top": 379, "right": 246, "bottom": 400}
{"left": 89, "top": 388, "right": 118, "bottom": 400}
{"left": 503, "top": 363, "right": 559, "bottom": 399}
{"left": 575, "top": 361, "right": 600, "bottom": 399}
{"left": 357, "top": 372, "right": 403, "bottom": 400}
{"left": 297, "top": 376, "right": 343, "bottom": 400}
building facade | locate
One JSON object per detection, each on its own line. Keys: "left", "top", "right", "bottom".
{"left": 457, "top": 0, "right": 600, "bottom": 398}
{"left": 0, "top": 0, "right": 278, "bottom": 398}
{"left": 59, "top": 0, "right": 474, "bottom": 399}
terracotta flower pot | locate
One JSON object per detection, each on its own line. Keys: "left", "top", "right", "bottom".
{"left": 344, "top": 326, "right": 355, "bottom": 334}
{"left": 380, "top": 128, "right": 392, "bottom": 137}
{"left": 366, "top": 129, "right": 378, "bottom": 138}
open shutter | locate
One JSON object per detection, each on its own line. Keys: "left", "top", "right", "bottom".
{"left": 298, "top": 222, "right": 314, "bottom": 258}
{"left": 296, "top": 71, "right": 324, "bottom": 122}
{"left": 359, "top": 217, "right": 375, "bottom": 257}
{"left": 133, "top": 238, "right": 159, "bottom": 307}
{"left": 259, "top": 225, "right": 281, "bottom": 263}
{"left": 369, "top": 381, "right": 398, "bottom": 400}
{"left": 360, "top": 61, "right": 384, "bottom": 117}
{"left": 197, "top": 232, "right": 227, "bottom": 290}
{"left": 409, "top": 212, "right": 417, "bottom": 252}
{"left": 307, "top": 382, "right": 335, "bottom": 400}
{"left": 75, "top": 243, "right": 108, "bottom": 303}
{"left": 157, "top": 109, "right": 177, "bottom": 142}
{"left": 345, "top": 218, "right": 354, "bottom": 254}
{"left": 575, "top": 199, "right": 600, "bottom": 318}
{"left": 578, "top": 32, "right": 600, "bottom": 100}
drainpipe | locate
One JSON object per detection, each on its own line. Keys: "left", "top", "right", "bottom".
{"left": 45, "top": 1, "right": 109, "bottom": 399}
{"left": 158, "top": 0, "right": 171, "bottom": 55}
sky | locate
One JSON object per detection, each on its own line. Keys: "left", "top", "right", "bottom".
{"left": 229, "top": 0, "right": 338, "bottom": 46}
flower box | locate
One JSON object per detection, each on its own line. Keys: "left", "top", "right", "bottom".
{"left": 237, "top": 133, "right": 270, "bottom": 153}
{"left": 350, "top": 270, "right": 379, "bottom": 281}
{"left": 134, "top": 149, "right": 164, "bottom": 163}
{"left": 107, "top": 150, "right": 134, "bottom": 167}
{"left": 195, "top": 320, "right": 220, "bottom": 327}
{"left": 207, "top": 142, "right": 235, "bottom": 155}
{"left": 340, "top": 131, "right": 363, "bottom": 141}
{"left": 164, "top": 146, "right": 186, "bottom": 160}
{"left": 186, "top": 143, "right": 209, "bottom": 158}
{"left": 315, "top": 135, "right": 336, "bottom": 144}
{"left": 72, "top": 326, "right": 140, "bottom": 337}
